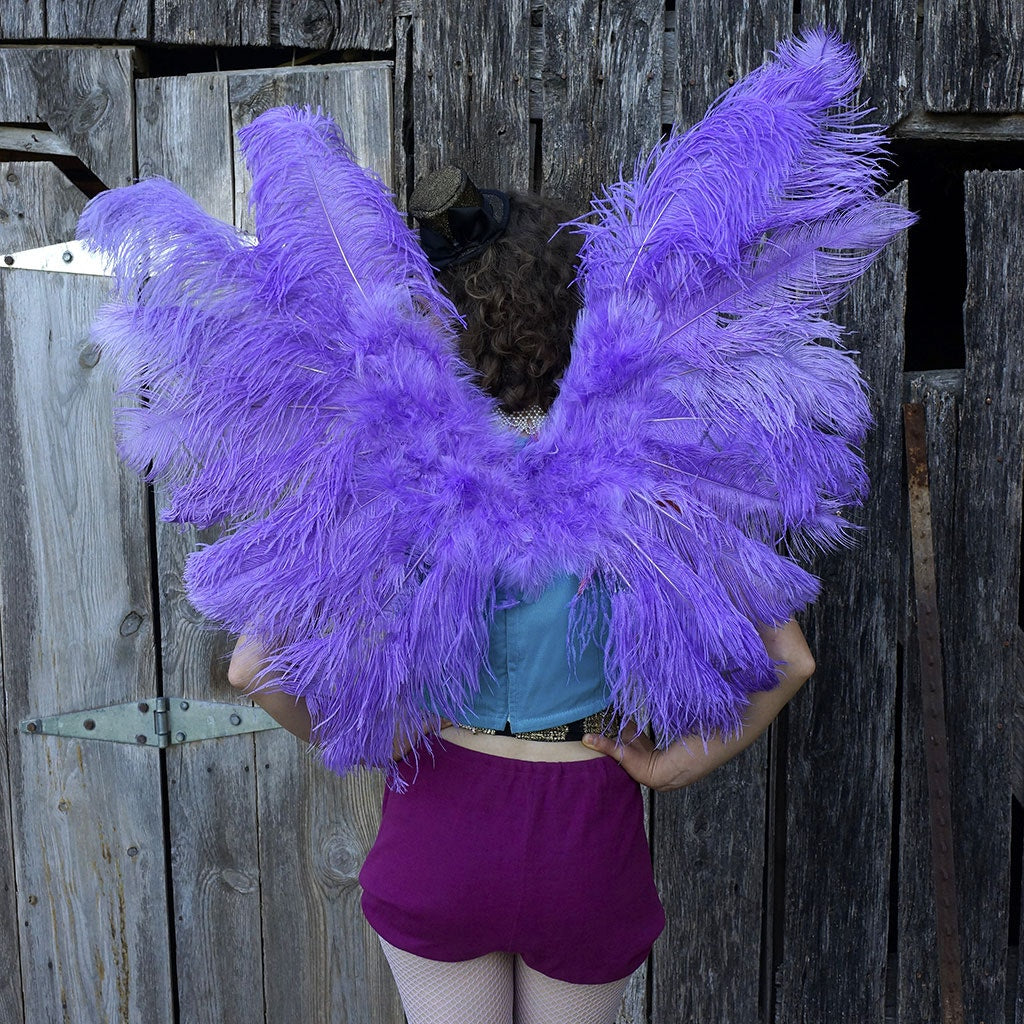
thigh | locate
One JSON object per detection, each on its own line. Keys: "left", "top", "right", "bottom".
{"left": 379, "top": 937, "right": 515, "bottom": 1024}
{"left": 513, "top": 956, "right": 630, "bottom": 1024}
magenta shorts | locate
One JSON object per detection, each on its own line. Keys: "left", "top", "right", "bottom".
{"left": 359, "top": 740, "right": 665, "bottom": 984}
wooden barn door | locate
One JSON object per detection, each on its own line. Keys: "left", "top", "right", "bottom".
{"left": 0, "top": 54, "right": 402, "bottom": 1024}
{"left": 133, "top": 61, "right": 403, "bottom": 1024}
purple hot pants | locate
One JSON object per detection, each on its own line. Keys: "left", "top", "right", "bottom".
{"left": 359, "top": 740, "right": 665, "bottom": 985}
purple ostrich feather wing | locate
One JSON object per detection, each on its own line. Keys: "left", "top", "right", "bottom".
{"left": 523, "top": 29, "right": 915, "bottom": 742}
{"left": 79, "top": 107, "right": 516, "bottom": 774}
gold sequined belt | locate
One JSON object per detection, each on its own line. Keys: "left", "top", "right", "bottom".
{"left": 456, "top": 708, "right": 620, "bottom": 742}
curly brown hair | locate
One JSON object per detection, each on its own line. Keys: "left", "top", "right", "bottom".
{"left": 437, "top": 191, "right": 583, "bottom": 413}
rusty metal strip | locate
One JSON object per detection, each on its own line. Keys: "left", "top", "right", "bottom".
{"left": 903, "top": 402, "right": 965, "bottom": 1024}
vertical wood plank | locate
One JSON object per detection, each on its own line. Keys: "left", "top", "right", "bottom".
{"left": 898, "top": 372, "right": 960, "bottom": 1024}
{"left": 664, "top": 3, "right": 792, "bottom": 131}
{"left": 776, "top": 183, "right": 908, "bottom": 1024}
{"left": 540, "top": 0, "right": 662, "bottom": 206}
{"left": 46, "top": 0, "right": 149, "bottom": 40}
{"left": 256, "top": 758, "right": 402, "bottom": 1024}
{"left": 0, "top": 149, "right": 52, "bottom": 1024}
{"left": 225, "top": 63, "right": 404, "bottom": 1024}
{"left": 226, "top": 62, "right": 393, "bottom": 235}
{"left": 924, "top": 2, "right": 1024, "bottom": 112}
{"left": 278, "top": 0, "right": 393, "bottom": 50}
{"left": 153, "top": 0, "right": 270, "bottom": 46}
{"left": 0, "top": 627, "right": 23, "bottom": 1024}
{"left": 652, "top": 749, "right": 769, "bottom": 1024}
{"left": 798, "top": 0, "right": 915, "bottom": 126}
{"left": 942, "top": 169, "right": 1024, "bottom": 1023}
{"left": 0, "top": 156, "right": 89, "bottom": 1024}
{"left": 135, "top": 72, "right": 270, "bottom": 1024}
{"left": 0, "top": 47, "right": 136, "bottom": 188}
{"left": 410, "top": 0, "right": 530, "bottom": 192}
{"left": 0, "top": 161, "right": 173, "bottom": 1024}
{"left": 0, "top": 0, "right": 43, "bottom": 37}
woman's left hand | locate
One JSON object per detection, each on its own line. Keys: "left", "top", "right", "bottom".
{"left": 581, "top": 722, "right": 710, "bottom": 792}
{"left": 583, "top": 618, "right": 816, "bottom": 790}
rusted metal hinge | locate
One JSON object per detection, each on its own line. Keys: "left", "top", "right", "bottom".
{"left": 20, "top": 696, "right": 280, "bottom": 747}
{"left": 903, "top": 402, "right": 965, "bottom": 1024}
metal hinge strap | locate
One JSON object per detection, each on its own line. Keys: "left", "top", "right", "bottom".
{"left": 20, "top": 697, "right": 280, "bottom": 746}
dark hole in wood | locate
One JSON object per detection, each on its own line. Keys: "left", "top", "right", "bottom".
{"left": 136, "top": 43, "right": 391, "bottom": 80}
{"left": 892, "top": 137, "right": 1024, "bottom": 373}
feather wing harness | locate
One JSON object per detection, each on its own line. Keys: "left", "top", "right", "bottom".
{"left": 79, "top": 29, "right": 914, "bottom": 777}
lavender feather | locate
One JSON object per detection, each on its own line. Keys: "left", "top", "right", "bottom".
{"left": 80, "top": 33, "right": 913, "bottom": 776}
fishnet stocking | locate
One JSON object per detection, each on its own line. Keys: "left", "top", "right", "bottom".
{"left": 378, "top": 937, "right": 631, "bottom": 1024}
{"left": 514, "top": 958, "right": 629, "bottom": 1024}
{"left": 379, "top": 937, "right": 514, "bottom": 1024}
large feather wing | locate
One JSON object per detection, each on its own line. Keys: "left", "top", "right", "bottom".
{"left": 80, "top": 107, "right": 516, "bottom": 774}
{"left": 522, "top": 30, "right": 915, "bottom": 741}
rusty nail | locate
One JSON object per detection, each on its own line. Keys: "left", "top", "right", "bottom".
{"left": 3, "top": 254, "right": 12, "bottom": 266}
{"left": 135, "top": 734, "right": 147, "bottom": 745}
{"left": 138, "top": 701, "right": 149, "bottom": 713}
{"left": 26, "top": 721, "right": 38, "bottom": 733}
{"left": 230, "top": 713, "right": 242, "bottom": 726}
{"left": 83, "top": 719, "right": 96, "bottom": 731}
{"left": 175, "top": 731, "right": 186, "bottom": 743}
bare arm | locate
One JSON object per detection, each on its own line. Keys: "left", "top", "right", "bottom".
{"left": 227, "top": 635, "right": 313, "bottom": 743}
{"left": 581, "top": 618, "right": 815, "bottom": 791}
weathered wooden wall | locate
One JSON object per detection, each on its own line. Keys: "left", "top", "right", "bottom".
{"left": 1, "top": 2, "right": 1022, "bottom": 1023}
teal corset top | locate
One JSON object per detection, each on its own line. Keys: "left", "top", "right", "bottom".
{"left": 453, "top": 573, "right": 610, "bottom": 732}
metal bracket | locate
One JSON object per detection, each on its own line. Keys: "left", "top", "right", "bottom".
{"left": 1, "top": 239, "right": 112, "bottom": 277}
{"left": 20, "top": 697, "right": 281, "bottom": 747}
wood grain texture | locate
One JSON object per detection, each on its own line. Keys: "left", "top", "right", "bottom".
{"left": 136, "top": 71, "right": 269, "bottom": 1024}
{"left": 410, "top": 0, "right": 530, "bottom": 192}
{"left": 46, "top": 0, "right": 148, "bottom": 40}
{"left": 924, "top": 0, "right": 1024, "bottom": 112}
{"left": 256, "top": 750, "right": 403, "bottom": 1023}
{"left": 0, "top": 620, "right": 22, "bottom": 1024}
{"left": 799, "top": 0, "right": 915, "bottom": 126}
{"left": 0, "top": 47, "right": 135, "bottom": 188}
{"left": 540, "top": 0, "right": 662, "bottom": 206}
{"left": 0, "top": 161, "right": 172, "bottom": 1024}
{"left": 226, "top": 62, "right": 392, "bottom": 235}
{"left": 664, "top": 3, "right": 792, "bottom": 131}
{"left": 651, "top": 747, "right": 769, "bottom": 1024}
{"left": 897, "top": 373, "right": 960, "bottom": 1024}
{"left": 154, "top": 0, "right": 270, "bottom": 46}
{"left": 0, "top": 0, "right": 43, "bottom": 37}
{"left": 0, "top": 153, "right": 55, "bottom": 1024}
{"left": 941, "top": 169, "right": 1024, "bottom": 1024}
{"left": 278, "top": 0, "right": 393, "bottom": 50}
{"left": 775, "top": 183, "right": 908, "bottom": 1024}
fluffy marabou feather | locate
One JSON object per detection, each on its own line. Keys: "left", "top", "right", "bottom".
{"left": 80, "top": 34, "right": 913, "bottom": 776}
